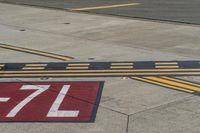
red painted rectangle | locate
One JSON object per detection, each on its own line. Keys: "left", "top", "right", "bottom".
{"left": 0, "top": 81, "right": 103, "bottom": 122}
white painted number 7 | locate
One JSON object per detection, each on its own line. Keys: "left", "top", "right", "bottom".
{"left": 6, "top": 85, "right": 79, "bottom": 118}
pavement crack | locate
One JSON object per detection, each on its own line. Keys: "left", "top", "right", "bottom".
{"left": 126, "top": 115, "right": 130, "bottom": 133}
{"left": 128, "top": 95, "right": 194, "bottom": 117}
{"left": 16, "top": 79, "right": 129, "bottom": 117}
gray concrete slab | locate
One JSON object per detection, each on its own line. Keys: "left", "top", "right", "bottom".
{"left": 128, "top": 96, "right": 200, "bottom": 133}
{"left": 0, "top": 106, "right": 128, "bottom": 133}
{"left": 1, "top": 0, "right": 200, "bottom": 25}
{"left": 0, "top": 3, "right": 200, "bottom": 59}
{"left": 0, "top": 3, "right": 200, "bottom": 133}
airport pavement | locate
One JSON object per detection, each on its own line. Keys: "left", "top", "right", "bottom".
{"left": 1, "top": 0, "right": 200, "bottom": 25}
{"left": 0, "top": 3, "right": 200, "bottom": 133}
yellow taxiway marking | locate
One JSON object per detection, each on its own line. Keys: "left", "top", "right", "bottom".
{"left": 155, "top": 62, "right": 178, "bottom": 65}
{"left": 161, "top": 76, "right": 200, "bottom": 88}
{"left": 111, "top": 63, "right": 134, "bottom": 66}
{"left": 2, "top": 72, "right": 200, "bottom": 77}
{"left": 111, "top": 66, "right": 133, "bottom": 69}
{"left": 66, "top": 66, "right": 89, "bottom": 69}
{"left": 0, "top": 44, "right": 73, "bottom": 61}
{"left": 22, "top": 67, "right": 45, "bottom": 70}
{"left": 131, "top": 76, "right": 194, "bottom": 93}
{"left": 68, "top": 63, "right": 90, "bottom": 66}
{"left": 71, "top": 3, "right": 140, "bottom": 11}
{"left": 144, "top": 76, "right": 200, "bottom": 92}
{"left": 25, "top": 64, "right": 47, "bottom": 67}
{"left": 155, "top": 66, "right": 179, "bottom": 69}
{"left": 1, "top": 68, "right": 200, "bottom": 73}
{"left": 0, "top": 64, "right": 5, "bottom": 67}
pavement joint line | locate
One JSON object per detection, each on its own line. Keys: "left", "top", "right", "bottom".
{"left": 126, "top": 115, "right": 130, "bottom": 133}
{"left": 128, "top": 95, "right": 194, "bottom": 116}
{"left": 1, "top": 2, "right": 200, "bottom": 125}
{"left": 15, "top": 78, "right": 129, "bottom": 117}
{"left": 98, "top": 104, "right": 129, "bottom": 116}
{"left": 15, "top": 79, "right": 104, "bottom": 108}
{"left": 70, "top": 3, "right": 140, "bottom": 11}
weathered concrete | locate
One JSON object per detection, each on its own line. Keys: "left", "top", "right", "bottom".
{"left": 0, "top": 3, "right": 199, "bottom": 133}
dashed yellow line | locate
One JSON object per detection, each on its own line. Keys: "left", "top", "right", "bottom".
{"left": 68, "top": 63, "right": 90, "bottom": 66}
{"left": 155, "top": 62, "right": 178, "bottom": 65}
{"left": 22, "top": 67, "right": 45, "bottom": 70}
{"left": 111, "top": 63, "right": 133, "bottom": 66}
{"left": 71, "top": 3, "right": 140, "bottom": 11}
{"left": 25, "top": 64, "right": 47, "bottom": 67}
{"left": 155, "top": 66, "right": 179, "bottom": 69}
{"left": 0, "top": 64, "right": 5, "bottom": 67}
{"left": 0, "top": 44, "right": 73, "bottom": 61}
{"left": 66, "top": 66, "right": 89, "bottom": 69}
{"left": 111, "top": 66, "right": 133, "bottom": 69}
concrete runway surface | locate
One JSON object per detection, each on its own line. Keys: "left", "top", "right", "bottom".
{"left": 0, "top": 1, "right": 200, "bottom": 133}
{"left": 1, "top": 0, "right": 200, "bottom": 24}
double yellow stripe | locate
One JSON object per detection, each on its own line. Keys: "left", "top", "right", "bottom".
{"left": 66, "top": 63, "right": 90, "bottom": 69}
{"left": 155, "top": 62, "right": 178, "bottom": 65}
{"left": 66, "top": 67, "right": 89, "bottom": 69}
{"left": 0, "top": 64, "right": 5, "bottom": 67}
{"left": 111, "top": 66, "right": 133, "bottom": 69}
{"left": 0, "top": 44, "right": 73, "bottom": 61}
{"left": 155, "top": 62, "right": 179, "bottom": 69}
{"left": 155, "top": 66, "right": 179, "bottom": 69}
{"left": 68, "top": 63, "right": 90, "bottom": 66}
{"left": 131, "top": 76, "right": 200, "bottom": 93}
{"left": 25, "top": 64, "right": 47, "bottom": 67}
{"left": 22, "top": 67, "right": 45, "bottom": 70}
{"left": 0, "top": 64, "right": 5, "bottom": 70}
{"left": 1, "top": 71, "right": 200, "bottom": 77}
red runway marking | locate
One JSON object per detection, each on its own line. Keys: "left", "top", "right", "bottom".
{"left": 0, "top": 82, "right": 103, "bottom": 122}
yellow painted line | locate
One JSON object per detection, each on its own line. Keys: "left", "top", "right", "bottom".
{"left": 25, "top": 64, "right": 47, "bottom": 67}
{"left": 0, "top": 64, "right": 5, "bottom": 67}
{"left": 111, "top": 66, "right": 133, "bottom": 69}
{"left": 1, "top": 68, "right": 200, "bottom": 73}
{"left": 161, "top": 76, "right": 200, "bottom": 88}
{"left": 0, "top": 44, "right": 73, "bottom": 61}
{"left": 131, "top": 77, "right": 194, "bottom": 93}
{"left": 68, "top": 63, "right": 90, "bottom": 66}
{"left": 155, "top": 62, "right": 178, "bottom": 65}
{"left": 155, "top": 66, "right": 179, "bottom": 69}
{"left": 111, "top": 63, "right": 133, "bottom": 66}
{"left": 145, "top": 76, "right": 200, "bottom": 92}
{"left": 22, "top": 67, "right": 45, "bottom": 70}
{"left": 66, "top": 66, "right": 89, "bottom": 69}
{"left": 71, "top": 3, "right": 140, "bottom": 11}
{"left": 2, "top": 72, "right": 200, "bottom": 77}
